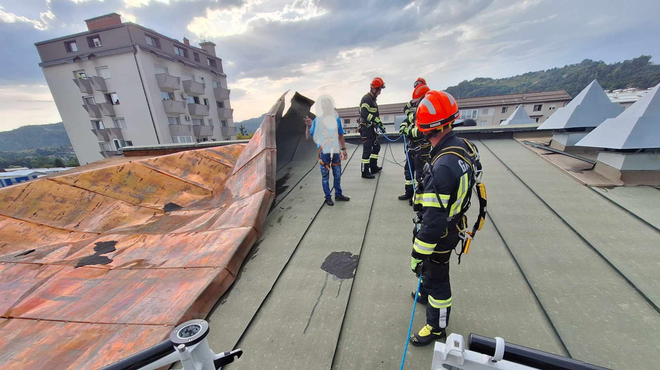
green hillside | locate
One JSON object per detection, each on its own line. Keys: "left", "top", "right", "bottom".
{"left": 445, "top": 55, "right": 660, "bottom": 99}
{"left": 0, "top": 122, "right": 71, "bottom": 151}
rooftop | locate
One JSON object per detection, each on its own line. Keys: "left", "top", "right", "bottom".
{"left": 201, "top": 110, "right": 660, "bottom": 369}
{"left": 0, "top": 94, "right": 658, "bottom": 369}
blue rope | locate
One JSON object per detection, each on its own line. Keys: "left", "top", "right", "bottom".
{"left": 379, "top": 128, "right": 403, "bottom": 142}
{"left": 399, "top": 135, "right": 422, "bottom": 370}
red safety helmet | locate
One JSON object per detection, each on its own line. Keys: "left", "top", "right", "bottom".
{"left": 412, "top": 84, "right": 430, "bottom": 102}
{"left": 371, "top": 77, "right": 386, "bottom": 89}
{"left": 416, "top": 90, "right": 460, "bottom": 133}
{"left": 414, "top": 77, "right": 426, "bottom": 88}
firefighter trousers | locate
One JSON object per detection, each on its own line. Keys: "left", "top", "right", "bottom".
{"left": 359, "top": 125, "right": 381, "bottom": 173}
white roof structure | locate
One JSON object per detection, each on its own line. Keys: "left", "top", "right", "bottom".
{"left": 577, "top": 84, "right": 660, "bottom": 149}
{"left": 607, "top": 88, "right": 652, "bottom": 105}
{"left": 500, "top": 105, "right": 535, "bottom": 125}
{"left": 538, "top": 80, "right": 624, "bottom": 130}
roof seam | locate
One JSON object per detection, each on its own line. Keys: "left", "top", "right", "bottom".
{"left": 46, "top": 178, "right": 165, "bottom": 213}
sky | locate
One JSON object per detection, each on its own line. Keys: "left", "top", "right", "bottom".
{"left": 0, "top": 0, "right": 659, "bottom": 131}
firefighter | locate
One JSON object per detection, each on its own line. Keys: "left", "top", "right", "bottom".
{"left": 358, "top": 77, "right": 386, "bottom": 179}
{"left": 403, "top": 77, "right": 427, "bottom": 120}
{"left": 409, "top": 90, "right": 487, "bottom": 346}
{"left": 398, "top": 83, "right": 431, "bottom": 201}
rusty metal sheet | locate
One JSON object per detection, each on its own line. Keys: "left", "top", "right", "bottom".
{"left": 0, "top": 93, "right": 288, "bottom": 369}
{"left": 0, "top": 319, "right": 172, "bottom": 369}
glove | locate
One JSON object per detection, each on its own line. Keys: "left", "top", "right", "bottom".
{"left": 411, "top": 257, "right": 423, "bottom": 277}
{"left": 378, "top": 123, "right": 386, "bottom": 134}
{"left": 399, "top": 125, "right": 406, "bottom": 134}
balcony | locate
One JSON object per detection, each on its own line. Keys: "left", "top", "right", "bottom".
{"left": 193, "top": 125, "right": 214, "bottom": 137}
{"left": 169, "top": 124, "right": 193, "bottom": 137}
{"left": 217, "top": 107, "right": 234, "bottom": 119}
{"left": 83, "top": 104, "right": 102, "bottom": 118}
{"left": 92, "top": 128, "right": 123, "bottom": 142}
{"left": 156, "top": 73, "right": 181, "bottom": 92}
{"left": 221, "top": 126, "right": 237, "bottom": 138}
{"left": 183, "top": 80, "right": 206, "bottom": 96}
{"left": 162, "top": 100, "right": 187, "bottom": 115}
{"left": 90, "top": 76, "right": 107, "bottom": 92}
{"left": 188, "top": 103, "right": 210, "bottom": 116}
{"left": 213, "top": 87, "right": 230, "bottom": 101}
{"left": 73, "top": 78, "right": 93, "bottom": 94}
{"left": 98, "top": 103, "right": 116, "bottom": 117}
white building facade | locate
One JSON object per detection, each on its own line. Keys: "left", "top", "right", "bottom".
{"left": 35, "top": 13, "right": 236, "bottom": 165}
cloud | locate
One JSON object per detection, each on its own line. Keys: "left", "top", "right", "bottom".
{"left": 0, "top": 5, "right": 55, "bottom": 30}
{"left": 0, "top": 85, "right": 61, "bottom": 131}
{"left": 1, "top": 0, "right": 660, "bottom": 125}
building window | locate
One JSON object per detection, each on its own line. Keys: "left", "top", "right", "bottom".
{"left": 188, "top": 96, "right": 200, "bottom": 104}
{"left": 96, "top": 66, "right": 111, "bottom": 79}
{"left": 74, "top": 70, "right": 87, "bottom": 79}
{"left": 161, "top": 91, "right": 175, "bottom": 101}
{"left": 83, "top": 96, "right": 96, "bottom": 105}
{"left": 192, "top": 118, "right": 203, "bottom": 126}
{"left": 193, "top": 52, "right": 200, "bottom": 62}
{"left": 216, "top": 101, "right": 225, "bottom": 108}
{"left": 145, "top": 35, "right": 160, "bottom": 48}
{"left": 535, "top": 117, "right": 540, "bottom": 123}
{"left": 173, "top": 136, "right": 194, "bottom": 143}
{"left": 65, "top": 40, "right": 78, "bottom": 53}
{"left": 168, "top": 116, "right": 181, "bottom": 125}
{"left": 221, "top": 120, "right": 228, "bottom": 128}
{"left": 549, "top": 104, "right": 556, "bottom": 111}
{"left": 481, "top": 108, "right": 490, "bottom": 115}
{"left": 174, "top": 46, "right": 188, "bottom": 58}
{"left": 207, "top": 119, "right": 213, "bottom": 126}
{"left": 154, "top": 65, "right": 168, "bottom": 75}
{"left": 207, "top": 58, "right": 217, "bottom": 68}
{"left": 181, "top": 72, "right": 194, "bottom": 81}
{"left": 501, "top": 107, "right": 508, "bottom": 114}
{"left": 533, "top": 104, "right": 543, "bottom": 112}
{"left": 113, "top": 139, "right": 129, "bottom": 150}
{"left": 125, "top": 140, "right": 133, "bottom": 146}
{"left": 480, "top": 120, "right": 487, "bottom": 126}
{"left": 344, "top": 118, "right": 350, "bottom": 124}
{"left": 203, "top": 98, "right": 209, "bottom": 106}
{"left": 461, "top": 109, "right": 478, "bottom": 119}
{"left": 113, "top": 117, "right": 127, "bottom": 129}
{"left": 87, "top": 35, "right": 102, "bottom": 48}
{"left": 91, "top": 120, "right": 104, "bottom": 130}
{"left": 105, "top": 93, "right": 120, "bottom": 105}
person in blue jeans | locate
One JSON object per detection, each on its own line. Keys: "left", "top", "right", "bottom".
{"left": 304, "top": 95, "right": 350, "bottom": 206}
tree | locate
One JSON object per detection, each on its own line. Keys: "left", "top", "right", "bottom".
{"left": 66, "top": 156, "right": 80, "bottom": 167}
{"left": 53, "top": 158, "right": 65, "bottom": 167}
{"left": 239, "top": 125, "right": 248, "bottom": 136}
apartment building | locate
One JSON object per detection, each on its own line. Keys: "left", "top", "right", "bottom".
{"left": 337, "top": 90, "right": 573, "bottom": 133}
{"left": 35, "top": 13, "right": 236, "bottom": 165}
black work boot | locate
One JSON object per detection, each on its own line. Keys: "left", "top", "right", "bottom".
{"left": 411, "top": 291, "right": 427, "bottom": 304}
{"left": 409, "top": 324, "right": 446, "bottom": 347}
{"left": 398, "top": 193, "right": 413, "bottom": 201}
{"left": 325, "top": 197, "right": 334, "bottom": 206}
{"left": 335, "top": 194, "right": 350, "bottom": 201}
{"left": 362, "top": 171, "right": 375, "bottom": 179}
{"left": 371, "top": 166, "right": 383, "bottom": 174}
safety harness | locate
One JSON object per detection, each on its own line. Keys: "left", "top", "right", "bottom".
{"left": 423, "top": 138, "right": 487, "bottom": 264}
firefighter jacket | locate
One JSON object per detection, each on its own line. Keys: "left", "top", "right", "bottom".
{"left": 360, "top": 93, "right": 385, "bottom": 131}
{"left": 412, "top": 132, "right": 483, "bottom": 262}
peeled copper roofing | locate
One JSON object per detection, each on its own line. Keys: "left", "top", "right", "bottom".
{"left": 0, "top": 94, "right": 285, "bottom": 369}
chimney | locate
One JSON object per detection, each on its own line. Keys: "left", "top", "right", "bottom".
{"left": 183, "top": 37, "right": 190, "bottom": 46}
{"left": 199, "top": 41, "right": 216, "bottom": 57}
{"left": 85, "top": 13, "right": 122, "bottom": 32}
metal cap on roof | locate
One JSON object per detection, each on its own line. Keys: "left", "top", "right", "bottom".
{"left": 500, "top": 105, "right": 535, "bottom": 125}
{"left": 576, "top": 83, "right": 660, "bottom": 149}
{"left": 538, "top": 80, "right": 624, "bottom": 130}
